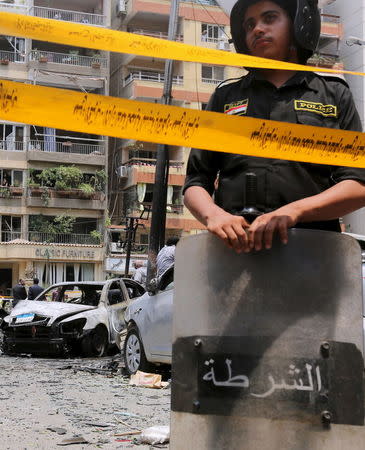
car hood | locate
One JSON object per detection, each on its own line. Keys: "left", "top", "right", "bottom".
{"left": 6, "top": 300, "right": 95, "bottom": 322}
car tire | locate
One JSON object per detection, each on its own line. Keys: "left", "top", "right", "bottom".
{"left": 123, "top": 326, "right": 152, "bottom": 375}
{"left": 81, "top": 326, "right": 108, "bottom": 357}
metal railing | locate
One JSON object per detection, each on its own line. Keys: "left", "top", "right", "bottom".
{"left": 123, "top": 71, "right": 183, "bottom": 86}
{"left": 0, "top": 2, "right": 28, "bottom": 14}
{"left": 201, "top": 36, "right": 219, "bottom": 43}
{"left": 307, "top": 52, "right": 339, "bottom": 67}
{"left": 111, "top": 242, "right": 148, "bottom": 254}
{"left": 0, "top": 50, "right": 25, "bottom": 63}
{"left": 141, "top": 202, "right": 184, "bottom": 214}
{"left": 28, "top": 140, "right": 105, "bottom": 155}
{"left": 0, "top": 231, "right": 21, "bottom": 242}
{"left": 130, "top": 29, "right": 183, "bottom": 41}
{"left": 181, "top": 0, "right": 218, "bottom": 4}
{"left": 0, "top": 140, "right": 24, "bottom": 151}
{"left": 30, "top": 6, "right": 106, "bottom": 27}
{"left": 202, "top": 77, "right": 223, "bottom": 84}
{"left": 29, "top": 50, "right": 107, "bottom": 68}
{"left": 124, "top": 157, "right": 184, "bottom": 169}
{"left": 321, "top": 13, "right": 340, "bottom": 24}
{"left": 28, "top": 232, "right": 101, "bottom": 245}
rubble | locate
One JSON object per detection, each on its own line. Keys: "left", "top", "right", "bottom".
{"left": 0, "top": 352, "right": 170, "bottom": 449}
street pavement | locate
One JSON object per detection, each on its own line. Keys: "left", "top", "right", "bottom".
{"left": 0, "top": 354, "right": 170, "bottom": 449}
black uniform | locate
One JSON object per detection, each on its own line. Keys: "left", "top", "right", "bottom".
{"left": 183, "top": 71, "right": 365, "bottom": 231}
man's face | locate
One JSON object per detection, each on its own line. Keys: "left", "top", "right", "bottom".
{"left": 243, "top": 1, "right": 296, "bottom": 62}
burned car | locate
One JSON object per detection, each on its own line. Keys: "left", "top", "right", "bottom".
{"left": 1, "top": 278, "right": 145, "bottom": 357}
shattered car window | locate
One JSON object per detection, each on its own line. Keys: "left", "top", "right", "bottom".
{"left": 44, "top": 285, "right": 104, "bottom": 306}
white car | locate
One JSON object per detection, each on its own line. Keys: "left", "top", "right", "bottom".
{"left": 123, "top": 266, "right": 174, "bottom": 374}
{"left": 1, "top": 278, "right": 145, "bottom": 357}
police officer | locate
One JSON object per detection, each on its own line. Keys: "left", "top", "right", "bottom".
{"left": 183, "top": 0, "right": 365, "bottom": 253}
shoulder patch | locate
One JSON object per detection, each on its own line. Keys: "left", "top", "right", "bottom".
{"left": 294, "top": 100, "right": 337, "bottom": 118}
{"left": 224, "top": 99, "right": 249, "bottom": 116}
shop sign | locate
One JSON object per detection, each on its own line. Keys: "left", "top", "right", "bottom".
{"left": 35, "top": 248, "right": 96, "bottom": 260}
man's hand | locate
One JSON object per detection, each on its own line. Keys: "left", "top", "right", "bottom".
{"left": 247, "top": 205, "right": 301, "bottom": 251}
{"left": 206, "top": 210, "right": 251, "bottom": 253}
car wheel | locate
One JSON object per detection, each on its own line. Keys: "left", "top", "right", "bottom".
{"left": 81, "top": 326, "right": 108, "bottom": 357}
{"left": 123, "top": 326, "right": 152, "bottom": 375}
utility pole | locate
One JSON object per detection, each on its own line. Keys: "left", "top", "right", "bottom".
{"left": 147, "top": 0, "right": 180, "bottom": 285}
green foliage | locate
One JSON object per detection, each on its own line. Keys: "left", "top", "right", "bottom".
{"left": 37, "top": 166, "right": 83, "bottom": 190}
{"left": 54, "top": 180, "right": 68, "bottom": 191}
{"left": 38, "top": 167, "right": 57, "bottom": 187}
{"left": 53, "top": 214, "right": 76, "bottom": 234}
{"left": 90, "top": 229, "right": 102, "bottom": 244}
{"left": 29, "top": 214, "right": 76, "bottom": 235}
{"left": 57, "top": 166, "right": 83, "bottom": 189}
{"left": 0, "top": 187, "right": 11, "bottom": 198}
{"left": 104, "top": 214, "right": 111, "bottom": 227}
{"left": 79, "top": 183, "right": 95, "bottom": 195}
{"left": 90, "top": 170, "right": 107, "bottom": 192}
{"left": 40, "top": 187, "right": 50, "bottom": 206}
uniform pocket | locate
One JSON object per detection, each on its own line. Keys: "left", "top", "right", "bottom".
{"left": 295, "top": 111, "right": 339, "bottom": 129}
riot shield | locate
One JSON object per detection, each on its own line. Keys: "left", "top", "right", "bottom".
{"left": 171, "top": 229, "right": 364, "bottom": 450}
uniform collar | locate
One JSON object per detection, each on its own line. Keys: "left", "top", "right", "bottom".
{"left": 241, "top": 70, "right": 319, "bottom": 93}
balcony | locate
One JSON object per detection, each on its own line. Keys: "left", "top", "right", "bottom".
{"left": 137, "top": 202, "right": 184, "bottom": 214}
{"left": 0, "top": 50, "right": 25, "bottom": 65}
{"left": 27, "top": 140, "right": 105, "bottom": 165}
{"left": 0, "top": 231, "right": 21, "bottom": 243}
{"left": 202, "top": 78, "right": 223, "bottom": 84}
{"left": 307, "top": 52, "right": 343, "bottom": 70}
{"left": 320, "top": 14, "right": 343, "bottom": 40}
{"left": 0, "top": 2, "right": 28, "bottom": 14}
{"left": 129, "top": 29, "right": 183, "bottom": 41}
{"left": 0, "top": 140, "right": 24, "bottom": 151}
{"left": 181, "top": 0, "right": 218, "bottom": 4}
{"left": 0, "top": 231, "right": 100, "bottom": 246}
{"left": 29, "top": 50, "right": 107, "bottom": 69}
{"left": 0, "top": 186, "right": 24, "bottom": 208}
{"left": 28, "top": 231, "right": 100, "bottom": 246}
{"left": 27, "top": 188, "right": 106, "bottom": 210}
{"left": 123, "top": 71, "right": 183, "bottom": 87}
{"left": 123, "top": 157, "right": 184, "bottom": 170}
{"left": 30, "top": 6, "right": 106, "bottom": 27}
{"left": 109, "top": 241, "right": 148, "bottom": 255}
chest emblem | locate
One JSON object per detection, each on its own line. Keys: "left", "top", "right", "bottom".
{"left": 224, "top": 99, "right": 249, "bottom": 116}
{"left": 294, "top": 100, "right": 337, "bottom": 118}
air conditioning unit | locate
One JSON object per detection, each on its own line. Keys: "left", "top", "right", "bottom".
{"left": 117, "top": 0, "right": 126, "bottom": 16}
{"left": 111, "top": 242, "right": 123, "bottom": 253}
{"left": 117, "top": 165, "right": 128, "bottom": 178}
{"left": 217, "top": 40, "right": 231, "bottom": 51}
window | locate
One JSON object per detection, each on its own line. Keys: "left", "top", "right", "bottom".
{"left": 202, "top": 65, "right": 224, "bottom": 83}
{"left": 0, "top": 169, "right": 23, "bottom": 187}
{"left": 0, "top": 124, "right": 24, "bottom": 150}
{"left": 201, "top": 23, "right": 225, "bottom": 42}
{"left": 0, "top": 215, "right": 21, "bottom": 242}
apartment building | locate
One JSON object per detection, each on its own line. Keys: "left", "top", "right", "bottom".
{"left": 324, "top": 0, "right": 365, "bottom": 234}
{"left": 106, "top": 0, "right": 244, "bottom": 273}
{"left": 0, "top": 0, "right": 111, "bottom": 295}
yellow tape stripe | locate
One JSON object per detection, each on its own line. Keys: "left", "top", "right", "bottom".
{"left": 0, "top": 11, "right": 364, "bottom": 77}
{"left": 1, "top": 79, "right": 365, "bottom": 168}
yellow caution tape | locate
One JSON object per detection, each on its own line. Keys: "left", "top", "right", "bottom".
{"left": 1, "top": 79, "right": 365, "bottom": 168}
{"left": 0, "top": 11, "right": 364, "bottom": 77}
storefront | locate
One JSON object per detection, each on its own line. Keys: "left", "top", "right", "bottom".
{"left": 0, "top": 242, "right": 105, "bottom": 295}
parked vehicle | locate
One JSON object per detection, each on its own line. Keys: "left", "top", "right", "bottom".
{"left": 1, "top": 278, "right": 145, "bottom": 357}
{"left": 122, "top": 266, "right": 174, "bottom": 374}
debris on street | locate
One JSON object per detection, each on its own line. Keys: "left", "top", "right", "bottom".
{"left": 129, "top": 371, "right": 169, "bottom": 389}
{"left": 137, "top": 425, "right": 170, "bottom": 445}
{"left": 0, "top": 354, "right": 170, "bottom": 449}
